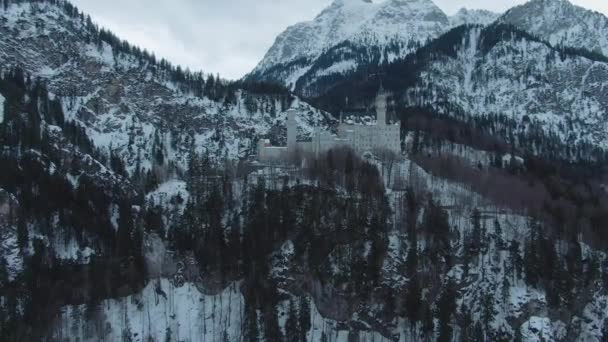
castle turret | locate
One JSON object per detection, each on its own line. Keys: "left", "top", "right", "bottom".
{"left": 375, "top": 85, "right": 387, "bottom": 126}
{"left": 287, "top": 109, "right": 297, "bottom": 154}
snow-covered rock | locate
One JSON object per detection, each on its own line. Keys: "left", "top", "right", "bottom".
{"left": 54, "top": 279, "right": 244, "bottom": 342}
{"left": 248, "top": 0, "right": 496, "bottom": 96}
{"left": 0, "top": 1, "right": 328, "bottom": 175}
{"left": 403, "top": 24, "right": 608, "bottom": 151}
{"left": 251, "top": 0, "right": 446, "bottom": 78}
{"left": 499, "top": 0, "right": 608, "bottom": 56}
{"left": 449, "top": 8, "right": 500, "bottom": 27}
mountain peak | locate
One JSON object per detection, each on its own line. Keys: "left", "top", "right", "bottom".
{"left": 499, "top": 0, "right": 608, "bottom": 55}
{"left": 248, "top": 0, "right": 454, "bottom": 92}
{"left": 450, "top": 7, "right": 499, "bottom": 27}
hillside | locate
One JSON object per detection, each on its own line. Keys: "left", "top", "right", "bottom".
{"left": 0, "top": 1, "right": 328, "bottom": 174}
{"left": 498, "top": 0, "right": 608, "bottom": 56}
{"left": 1, "top": 1, "right": 608, "bottom": 342}
{"left": 312, "top": 24, "right": 608, "bottom": 162}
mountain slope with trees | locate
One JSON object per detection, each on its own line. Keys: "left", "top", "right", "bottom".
{"left": 1, "top": 0, "right": 608, "bottom": 341}
{"left": 312, "top": 23, "right": 608, "bottom": 163}
{"left": 498, "top": 0, "right": 608, "bottom": 56}
{"left": 0, "top": 0, "right": 329, "bottom": 177}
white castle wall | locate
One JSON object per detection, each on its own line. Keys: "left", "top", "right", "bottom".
{"left": 258, "top": 88, "right": 401, "bottom": 163}
{"left": 339, "top": 123, "right": 400, "bottom": 154}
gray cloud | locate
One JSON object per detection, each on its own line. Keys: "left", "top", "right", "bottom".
{"left": 70, "top": 0, "right": 608, "bottom": 80}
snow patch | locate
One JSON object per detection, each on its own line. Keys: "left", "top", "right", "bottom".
{"left": 146, "top": 180, "right": 189, "bottom": 210}
{"left": 55, "top": 279, "right": 244, "bottom": 342}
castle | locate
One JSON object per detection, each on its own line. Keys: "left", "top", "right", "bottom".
{"left": 258, "top": 87, "right": 401, "bottom": 163}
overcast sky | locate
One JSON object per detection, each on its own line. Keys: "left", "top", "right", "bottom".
{"left": 70, "top": 0, "right": 608, "bottom": 80}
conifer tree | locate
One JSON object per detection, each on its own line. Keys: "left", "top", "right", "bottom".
{"left": 298, "top": 297, "right": 311, "bottom": 342}
{"left": 17, "top": 208, "right": 29, "bottom": 250}
{"left": 406, "top": 276, "right": 421, "bottom": 325}
{"left": 469, "top": 208, "right": 482, "bottom": 255}
{"left": 244, "top": 303, "right": 259, "bottom": 342}
{"left": 285, "top": 300, "right": 300, "bottom": 342}
{"left": 437, "top": 280, "right": 457, "bottom": 342}
{"left": 116, "top": 200, "right": 134, "bottom": 257}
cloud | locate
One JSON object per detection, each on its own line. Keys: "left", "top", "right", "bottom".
{"left": 70, "top": 0, "right": 608, "bottom": 80}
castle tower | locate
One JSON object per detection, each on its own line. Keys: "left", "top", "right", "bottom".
{"left": 375, "top": 85, "right": 387, "bottom": 126}
{"left": 287, "top": 109, "right": 297, "bottom": 154}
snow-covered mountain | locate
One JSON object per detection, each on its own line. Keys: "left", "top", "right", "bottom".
{"left": 248, "top": 0, "right": 498, "bottom": 97}
{"left": 251, "top": 0, "right": 446, "bottom": 78}
{"left": 3, "top": 1, "right": 608, "bottom": 341}
{"left": 312, "top": 23, "right": 608, "bottom": 158}
{"left": 449, "top": 8, "right": 499, "bottom": 27}
{"left": 404, "top": 24, "right": 608, "bottom": 151}
{"left": 0, "top": 1, "right": 328, "bottom": 175}
{"left": 498, "top": 0, "right": 608, "bottom": 56}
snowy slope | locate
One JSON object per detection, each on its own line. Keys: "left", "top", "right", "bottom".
{"left": 498, "top": 0, "right": 608, "bottom": 56}
{"left": 0, "top": 2, "right": 328, "bottom": 175}
{"left": 402, "top": 25, "right": 608, "bottom": 150}
{"left": 52, "top": 147, "right": 608, "bottom": 341}
{"left": 248, "top": 0, "right": 453, "bottom": 95}
{"left": 449, "top": 8, "right": 499, "bottom": 27}
{"left": 251, "top": 0, "right": 447, "bottom": 74}
{"left": 248, "top": 0, "right": 505, "bottom": 97}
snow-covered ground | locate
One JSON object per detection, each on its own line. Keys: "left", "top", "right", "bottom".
{"left": 54, "top": 279, "right": 244, "bottom": 342}
{"left": 146, "top": 179, "right": 189, "bottom": 214}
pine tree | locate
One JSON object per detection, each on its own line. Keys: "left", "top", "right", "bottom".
{"left": 17, "top": 208, "right": 28, "bottom": 250}
{"left": 421, "top": 300, "right": 434, "bottom": 340}
{"left": 262, "top": 305, "right": 282, "bottom": 342}
{"left": 494, "top": 218, "right": 504, "bottom": 250}
{"left": 298, "top": 297, "right": 311, "bottom": 342}
{"left": 459, "top": 303, "right": 473, "bottom": 341}
{"left": 406, "top": 234, "right": 418, "bottom": 276}
{"left": 406, "top": 276, "right": 421, "bottom": 325}
{"left": 502, "top": 275, "right": 511, "bottom": 311}
{"left": 0, "top": 257, "right": 8, "bottom": 288}
{"left": 473, "top": 322, "right": 484, "bottom": 342}
{"left": 601, "top": 319, "right": 608, "bottom": 342}
{"left": 423, "top": 198, "right": 451, "bottom": 266}
{"left": 116, "top": 200, "right": 134, "bottom": 257}
{"left": 510, "top": 241, "right": 523, "bottom": 281}
{"left": 437, "top": 280, "right": 457, "bottom": 342}
{"left": 406, "top": 187, "right": 419, "bottom": 276}
{"left": 285, "top": 300, "right": 300, "bottom": 342}
{"left": 481, "top": 293, "right": 495, "bottom": 338}
{"left": 244, "top": 304, "right": 259, "bottom": 342}
{"left": 469, "top": 208, "right": 482, "bottom": 255}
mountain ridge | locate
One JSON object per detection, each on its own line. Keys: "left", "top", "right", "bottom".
{"left": 498, "top": 0, "right": 608, "bottom": 56}
{"left": 248, "top": 0, "right": 453, "bottom": 93}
